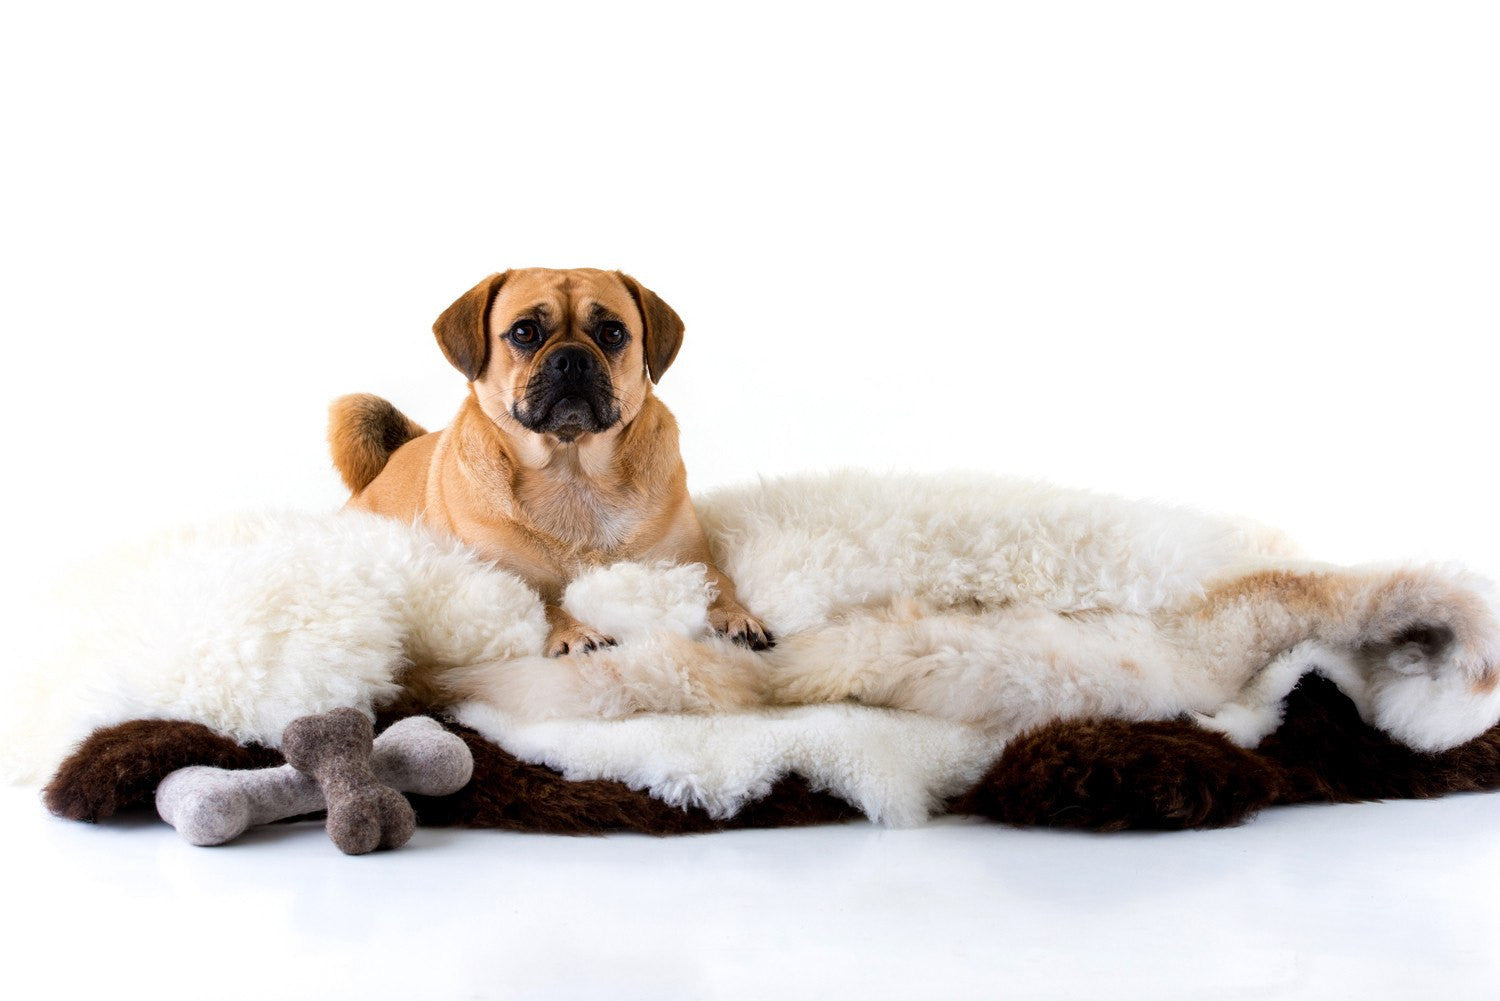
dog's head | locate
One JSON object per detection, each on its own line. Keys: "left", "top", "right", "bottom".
{"left": 434, "top": 268, "right": 684, "bottom": 444}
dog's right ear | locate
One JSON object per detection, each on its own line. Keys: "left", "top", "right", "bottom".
{"left": 433, "top": 272, "right": 509, "bottom": 382}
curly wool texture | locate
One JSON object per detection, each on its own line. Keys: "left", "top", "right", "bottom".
{"left": 453, "top": 701, "right": 994, "bottom": 826}
{"left": 2, "top": 511, "right": 546, "bottom": 783}
{"left": 9, "top": 471, "right": 1500, "bottom": 817}
{"left": 694, "top": 471, "right": 1295, "bottom": 630}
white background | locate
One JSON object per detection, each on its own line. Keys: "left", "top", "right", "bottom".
{"left": 2, "top": 2, "right": 1498, "bottom": 999}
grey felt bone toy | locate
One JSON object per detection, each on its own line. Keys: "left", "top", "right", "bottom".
{"left": 156, "top": 711, "right": 472, "bottom": 854}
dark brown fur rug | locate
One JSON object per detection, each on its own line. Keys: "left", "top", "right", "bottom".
{"left": 44, "top": 675, "right": 1500, "bottom": 835}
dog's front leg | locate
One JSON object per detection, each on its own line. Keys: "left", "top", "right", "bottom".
{"left": 474, "top": 539, "right": 616, "bottom": 658}
{"left": 704, "top": 564, "right": 775, "bottom": 651}
{"left": 639, "top": 497, "right": 775, "bottom": 650}
{"left": 542, "top": 598, "right": 617, "bottom": 657}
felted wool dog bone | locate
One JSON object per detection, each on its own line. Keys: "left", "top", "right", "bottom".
{"left": 156, "top": 714, "right": 472, "bottom": 849}
{"left": 281, "top": 708, "right": 417, "bottom": 854}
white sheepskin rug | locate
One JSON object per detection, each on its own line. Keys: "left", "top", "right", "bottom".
{"left": 453, "top": 702, "right": 994, "bottom": 827}
{"left": 6, "top": 471, "right": 1500, "bottom": 826}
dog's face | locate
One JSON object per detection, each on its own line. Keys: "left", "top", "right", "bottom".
{"left": 434, "top": 268, "right": 684, "bottom": 444}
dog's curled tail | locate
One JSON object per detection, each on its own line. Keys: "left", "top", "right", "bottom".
{"left": 328, "top": 394, "right": 427, "bottom": 494}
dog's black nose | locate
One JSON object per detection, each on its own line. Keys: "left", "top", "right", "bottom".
{"left": 548, "top": 347, "right": 595, "bottom": 375}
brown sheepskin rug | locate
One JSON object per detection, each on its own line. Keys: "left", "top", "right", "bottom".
{"left": 44, "top": 675, "right": 1500, "bottom": 835}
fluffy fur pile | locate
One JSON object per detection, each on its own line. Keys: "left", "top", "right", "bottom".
{"left": 8, "top": 471, "right": 1500, "bottom": 827}
{"left": 2, "top": 512, "right": 546, "bottom": 782}
{"left": 44, "top": 674, "right": 1500, "bottom": 834}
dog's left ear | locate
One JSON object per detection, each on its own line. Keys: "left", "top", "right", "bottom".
{"left": 617, "top": 272, "right": 684, "bottom": 383}
{"left": 433, "top": 272, "right": 509, "bottom": 382}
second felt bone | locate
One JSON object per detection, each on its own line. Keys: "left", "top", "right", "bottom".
{"left": 156, "top": 715, "right": 472, "bottom": 847}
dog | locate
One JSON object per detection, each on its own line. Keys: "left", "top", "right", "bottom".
{"left": 328, "top": 267, "right": 773, "bottom": 658}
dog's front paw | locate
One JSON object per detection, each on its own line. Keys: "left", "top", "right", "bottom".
{"left": 546, "top": 620, "right": 617, "bottom": 657}
{"left": 709, "top": 607, "right": 775, "bottom": 651}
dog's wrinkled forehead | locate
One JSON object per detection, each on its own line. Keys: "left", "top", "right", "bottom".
{"left": 487, "top": 268, "right": 641, "bottom": 342}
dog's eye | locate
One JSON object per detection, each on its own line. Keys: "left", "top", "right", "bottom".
{"left": 509, "top": 322, "right": 541, "bottom": 347}
{"left": 596, "top": 322, "right": 626, "bottom": 349}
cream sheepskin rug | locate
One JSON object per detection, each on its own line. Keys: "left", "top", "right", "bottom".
{"left": 6, "top": 471, "right": 1500, "bottom": 825}
{"left": 454, "top": 701, "right": 994, "bottom": 826}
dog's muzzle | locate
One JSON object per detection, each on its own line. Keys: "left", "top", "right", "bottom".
{"left": 513, "top": 346, "right": 620, "bottom": 440}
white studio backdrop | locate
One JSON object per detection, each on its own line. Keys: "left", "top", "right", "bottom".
{"left": 1, "top": 0, "right": 1497, "bottom": 629}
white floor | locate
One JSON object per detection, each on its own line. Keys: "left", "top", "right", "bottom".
{"left": 3, "top": 786, "right": 1498, "bottom": 1000}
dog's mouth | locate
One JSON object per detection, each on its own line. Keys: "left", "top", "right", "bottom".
{"left": 513, "top": 381, "right": 620, "bottom": 442}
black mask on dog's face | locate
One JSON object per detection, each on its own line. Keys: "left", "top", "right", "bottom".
{"left": 511, "top": 343, "right": 621, "bottom": 442}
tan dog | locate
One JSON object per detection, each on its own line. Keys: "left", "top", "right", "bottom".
{"left": 329, "top": 268, "right": 772, "bottom": 658}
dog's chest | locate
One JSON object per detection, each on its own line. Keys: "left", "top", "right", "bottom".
{"left": 515, "top": 471, "right": 642, "bottom": 554}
